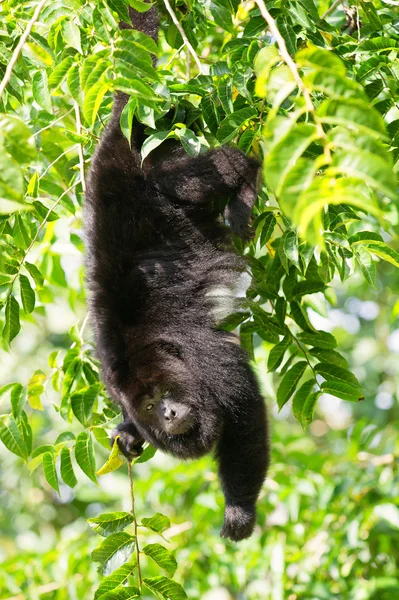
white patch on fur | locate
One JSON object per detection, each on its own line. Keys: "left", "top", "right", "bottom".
{"left": 205, "top": 272, "right": 251, "bottom": 321}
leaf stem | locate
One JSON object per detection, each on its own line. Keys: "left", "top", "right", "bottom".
{"left": 321, "top": 0, "right": 345, "bottom": 20}
{"left": 0, "top": 0, "right": 47, "bottom": 101}
{"left": 74, "top": 101, "right": 86, "bottom": 194}
{"left": 6, "top": 182, "right": 79, "bottom": 301}
{"left": 162, "top": 0, "right": 205, "bottom": 74}
{"left": 128, "top": 461, "right": 142, "bottom": 593}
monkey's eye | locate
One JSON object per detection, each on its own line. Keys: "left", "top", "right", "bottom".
{"left": 145, "top": 403, "right": 154, "bottom": 412}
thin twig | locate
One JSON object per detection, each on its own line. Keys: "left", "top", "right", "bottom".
{"left": 254, "top": 0, "right": 314, "bottom": 113}
{"left": 255, "top": 0, "right": 331, "bottom": 161}
{"left": 38, "top": 146, "right": 78, "bottom": 181}
{"left": 6, "top": 182, "right": 79, "bottom": 300}
{"left": 74, "top": 101, "right": 86, "bottom": 194}
{"left": 0, "top": 0, "right": 47, "bottom": 101}
{"left": 128, "top": 461, "right": 142, "bottom": 593}
{"left": 162, "top": 0, "right": 205, "bottom": 74}
{"left": 33, "top": 107, "right": 75, "bottom": 137}
{"left": 321, "top": 0, "right": 345, "bottom": 20}
{"left": 356, "top": 1, "right": 361, "bottom": 43}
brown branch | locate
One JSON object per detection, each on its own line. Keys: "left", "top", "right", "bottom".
{"left": 254, "top": 0, "right": 314, "bottom": 112}
{"left": 74, "top": 101, "right": 86, "bottom": 194}
{"left": 0, "top": 0, "right": 47, "bottom": 101}
{"left": 162, "top": 0, "right": 205, "bottom": 75}
{"left": 321, "top": 0, "right": 345, "bottom": 20}
{"left": 128, "top": 461, "right": 142, "bottom": 593}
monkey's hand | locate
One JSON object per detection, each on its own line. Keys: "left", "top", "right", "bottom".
{"left": 111, "top": 421, "right": 144, "bottom": 460}
{"left": 220, "top": 504, "right": 256, "bottom": 542}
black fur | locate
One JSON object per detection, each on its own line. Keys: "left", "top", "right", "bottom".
{"left": 84, "top": 6, "right": 269, "bottom": 542}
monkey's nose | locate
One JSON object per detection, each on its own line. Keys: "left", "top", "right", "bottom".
{"left": 163, "top": 407, "right": 177, "bottom": 421}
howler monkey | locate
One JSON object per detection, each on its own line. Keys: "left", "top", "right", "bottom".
{"left": 85, "top": 5, "right": 269, "bottom": 542}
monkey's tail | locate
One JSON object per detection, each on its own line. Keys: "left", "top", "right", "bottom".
{"left": 113, "top": 3, "right": 159, "bottom": 118}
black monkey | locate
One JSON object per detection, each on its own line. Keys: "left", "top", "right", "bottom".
{"left": 85, "top": 5, "right": 269, "bottom": 542}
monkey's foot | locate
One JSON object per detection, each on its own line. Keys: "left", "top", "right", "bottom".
{"left": 220, "top": 504, "right": 256, "bottom": 542}
{"left": 111, "top": 422, "right": 144, "bottom": 460}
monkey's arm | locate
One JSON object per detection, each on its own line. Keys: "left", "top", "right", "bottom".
{"left": 152, "top": 146, "right": 261, "bottom": 236}
{"left": 216, "top": 398, "right": 269, "bottom": 541}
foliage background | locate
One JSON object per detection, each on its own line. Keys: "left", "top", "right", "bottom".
{"left": 0, "top": 0, "right": 399, "bottom": 598}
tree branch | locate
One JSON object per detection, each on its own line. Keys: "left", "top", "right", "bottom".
{"left": 321, "top": 0, "right": 345, "bottom": 20}
{"left": 128, "top": 461, "right": 142, "bottom": 593}
{"left": 162, "top": 0, "right": 205, "bottom": 75}
{"left": 254, "top": 0, "right": 314, "bottom": 113}
{"left": 74, "top": 101, "right": 86, "bottom": 194}
{"left": 0, "top": 0, "right": 47, "bottom": 101}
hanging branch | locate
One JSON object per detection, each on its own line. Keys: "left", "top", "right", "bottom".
{"left": 162, "top": 0, "right": 205, "bottom": 75}
{"left": 321, "top": 0, "right": 345, "bottom": 20}
{"left": 74, "top": 101, "right": 86, "bottom": 194}
{"left": 128, "top": 462, "right": 143, "bottom": 593}
{"left": 0, "top": 0, "right": 47, "bottom": 101}
{"left": 254, "top": 0, "right": 314, "bottom": 113}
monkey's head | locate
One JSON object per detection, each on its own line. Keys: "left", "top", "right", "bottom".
{"left": 119, "top": 337, "right": 222, "bottom": 460}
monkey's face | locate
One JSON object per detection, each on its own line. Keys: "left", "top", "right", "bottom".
{"left": 130, "top": 384, "right": 220, "bottom": 460}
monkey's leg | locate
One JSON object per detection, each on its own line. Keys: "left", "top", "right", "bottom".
{"left": 152, "top": 146, "right": 261, "bottom": 237}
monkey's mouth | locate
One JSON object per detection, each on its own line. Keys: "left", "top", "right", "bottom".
{"left": 164, "top": 417, "right": 195, "bottom": 436}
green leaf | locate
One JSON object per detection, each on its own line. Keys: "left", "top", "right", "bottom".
{"left": 94, "top": 561, "right": 138, "bottom": 599}
{"left": 348, "top": 231, "right": 383, "bottom": 245}
{"left": 201, "top": 95, "right": 219, "bottom": 135}
{"left": 42, "top": 451, "right": 59, "bottom": 494}
{"left": 317, "top": 97, "right": 386, "bottom": 137}
{"left": 267, "top": 337, "right": 290, "bottom": 372}
{"left": 48, "top": 56, "right": 75, "bottom": 89}
{"left": 0, "top": 415, "right": 28, "bottom": 460}
{"left": 276, "top": 361, "right": 308, "bottom": 410}
{"left": 134, "top": 443, "right": 157, "bottom": 463}
{"left": 2, "top": 295, "right": 21, "bottom": 343}
{"left": 128, "top": 0, "right": 154, "bottom": 13}
{"left": 71, "top": 384, "right": 99, "bottom": 425}
{"left": 321, "top": 381, "right": 364, "bottom": 402}
{"left": 10, "top": 383, "right": 26, "bottom": 418}
{"left": 330, "top": 150, "right": 396, "bottom": 198}
{"left": 97, "top": 587, "right": 140, "bottom": 600}
{"left": 365, "top": 243, "right": 399, "bottom": 269}
{"left": 216, "top": 107, "right": 257, "bottom": 144}
{"left": 217, "top": 77, "right": 233, "bottom": 115}
{"left": 265, "top": 123, "right": 319, "bottom": 194}
{"left": 75, "top": 431, "right": 97, "bottom": 483}
{"left": 97, "top": 436, "right": 125, "bottom": 476}
{"left": 120, "top": 28, "right": 158, "bottom": 55}
{"left": 61, "top": 356, "right": 81, "bottom": 401}
{"left": 297, "top": 330, "right": 337, "bottom": 349}
{"left": 254, "top": 212, "right": 276, "bottom": 247}
{"left": 309, "top": 348, "right": 348, "bottom": 369}
{"left": 267, "top": 64, "right": 296, "bottom": 109}
{"left": 61, "top": 20, "right": 82, "bottom": 53}
{"left": 292, "top": 378, "right": 316, "bottom": 422}
{"left": 284, "top": 231, "right": 300, "bottom": 268}
{"left": 83, "top": 79, "right": 111, "bottom": 128}
{"left": 92, "top": 532, "right": 135, "bottom": 576}
{"left": 0, "top": 115, "right": 36, "bottom": 163}
{"left": 60, "top": 446, "right": 78, "bottom": 488}
{"left": 19, "top": 274, "right": 35, "bottom": 314}
{"left": 88, "top": 512, "right": 134, "bottom": 537}
{"left": 141, "top": 130, "right": 170, "bottom": 162}
{"left": 32, "top": 71, "right": 52, "bottom": 111}
{"left": 25, "top": 262, "right": 44, "bottom": 288}
{"left": 141, "top": 513, "right": 170, "bottom": 535}
{"left": 143, "top": 576, "right": 187, "bottom": 600}
{"left": 301, "top": 392, "right": 320, "bottom": 429}
{"left": 292, "top": 280, "right": 326, "bottom": 298}
{"left": 290, "top": 300, "right": 315, "bottom": 332}
{"left": 314, "top": 363, "right": 362, "bottom": 388}
{"left": 356, "top": 246, "right": 377, "bottom": 288}
{"left": 254, "top": 46, "right": 280, "bottom": 96}
{"left": 175, "top": 127, "right": 201, "bottom": 157}
{"left": 113, "top": 75, "right": 160, "bottom": 108}
{"left": 143, "top": 543, "right": 177, "bottom": 577}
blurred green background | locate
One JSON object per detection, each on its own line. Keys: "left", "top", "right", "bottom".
{"left": 1, "top": 257, "right": 398, "bottom": 599}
